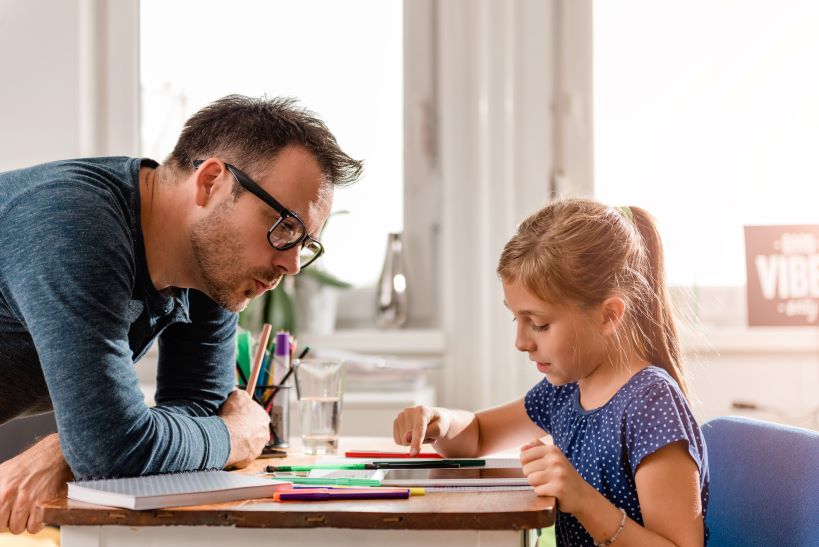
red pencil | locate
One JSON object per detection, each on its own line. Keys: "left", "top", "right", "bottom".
{"left": 345, "top": 451, "right": 442, "bottom": 459}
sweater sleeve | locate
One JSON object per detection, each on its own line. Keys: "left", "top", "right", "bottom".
{"left": 0, "top": 184, "right": 230, "bottom": 478}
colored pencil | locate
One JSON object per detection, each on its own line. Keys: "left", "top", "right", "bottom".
{"left": 246, "top": 324, "right": 272, "bottom": 395}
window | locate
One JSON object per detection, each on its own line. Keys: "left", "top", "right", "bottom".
{"left": 140, "top": 0, "right": 403, "bottom": 287}
{"left": 594, "top": 1, "right": 819, "bottom": 289}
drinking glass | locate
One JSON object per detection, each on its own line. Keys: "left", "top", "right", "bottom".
{"left": 296, "top": 358, "right": 346, "bottom": 455}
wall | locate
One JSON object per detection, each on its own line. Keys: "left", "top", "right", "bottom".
{"left": 0, "top": 0, "right": 82, "bottom": 170}
{"left": 0, "top": 0, "right": 139, "bottom": 172}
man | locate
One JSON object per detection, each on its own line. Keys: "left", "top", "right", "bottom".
{"left": 0, "top": 95, "right": 363, "bottom": 534}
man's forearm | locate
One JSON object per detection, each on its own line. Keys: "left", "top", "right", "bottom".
{"left": 61, "top": 407, "right": 231, "bottom": 479}
{"left": 29, "top": 433, "right": 74, "bottom": 483}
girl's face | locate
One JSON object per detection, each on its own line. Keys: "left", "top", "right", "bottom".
{"left": 502, "top": 280, "right": 608, "bottom": 385}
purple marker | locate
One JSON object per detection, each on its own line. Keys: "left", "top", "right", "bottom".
{"left": 273, "top": 331, "right": 291, "bottom": 385}
{"left": 275, "top": 488, "right": 410, "bottom": 501}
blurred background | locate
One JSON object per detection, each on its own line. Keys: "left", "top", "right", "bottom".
{"left": 1, "top": 0, "right": 818, "bottom": 466}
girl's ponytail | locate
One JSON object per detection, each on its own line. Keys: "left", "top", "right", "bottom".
{"left": 629, "top": 207, "right": 687, "bottom": 396}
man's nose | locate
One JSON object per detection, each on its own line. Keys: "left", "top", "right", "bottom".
{"left": 272, "top": 245, "right": 301, "bottom": 276}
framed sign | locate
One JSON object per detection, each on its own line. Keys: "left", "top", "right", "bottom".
{"left": 744, "top": 225, "right": 819, "bottom": 326}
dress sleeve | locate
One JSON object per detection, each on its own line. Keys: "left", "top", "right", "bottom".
{"left": 524, "top": 378, "right": 556, "bottom": 433}
{"left": 623, "top": 380, "right": 705, "bottom": 475}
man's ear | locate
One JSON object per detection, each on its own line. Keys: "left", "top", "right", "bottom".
{"left": 599, "top": 296, "right": 627, "bottom": 336}
{"left": 193, "top": 159, "right": 227, "bottom": 207}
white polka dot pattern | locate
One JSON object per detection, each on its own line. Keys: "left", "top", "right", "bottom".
{"left": 524, "top": 366, "right": 710, "bottom": 546}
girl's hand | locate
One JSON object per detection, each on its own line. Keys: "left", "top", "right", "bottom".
{"left": 393, "top": 405, "right": 450, "bottom": 456}
{"left": 520, "top": 439, "right": 595, "bottom": 515}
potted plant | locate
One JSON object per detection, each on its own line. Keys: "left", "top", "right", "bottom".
{"left": 238, "top": 211, "right": 352, "bottom": 335}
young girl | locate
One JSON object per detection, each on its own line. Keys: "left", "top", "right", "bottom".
{"left": 393, "top": 199, "right": 708, "bottom": 546}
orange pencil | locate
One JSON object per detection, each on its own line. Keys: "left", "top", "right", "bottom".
{"left": 246, "top": 323, "right": 272, "bottom": 395}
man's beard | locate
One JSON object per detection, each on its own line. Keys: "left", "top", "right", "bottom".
{"left": 190, "top": 200, "right": 282, "bottom": 312}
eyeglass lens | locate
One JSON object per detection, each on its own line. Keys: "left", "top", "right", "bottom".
{"left": 299, "top": 240, "right": 322, "bottom": 265}
{"left": 268, "top": 222, "right": 321, "bottom": 266}
{"left": 268, "top": 216, "right": 304, "bottom": 247}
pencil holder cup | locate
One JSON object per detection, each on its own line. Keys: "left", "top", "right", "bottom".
{"left": 261, "top": 383, "right": 291, "bottom": 449}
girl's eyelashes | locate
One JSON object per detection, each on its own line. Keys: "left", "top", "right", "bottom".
{"left": 511, "top": 316, "right": 549, "bottom": 332}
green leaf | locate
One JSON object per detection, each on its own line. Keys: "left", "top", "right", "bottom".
{"left": 239, "top": 283, "right": 297, "bottom": 335}
{"left": 264, "top": 285, "right": 297, "bottom": 334}
{"left": 238, "top": 294, "right": 266, "bottom": 331}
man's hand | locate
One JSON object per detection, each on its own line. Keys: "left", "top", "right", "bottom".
{"left": 220, "top": 390, "right": 270, "bottom": 468}
{"left": 0, "top": 433, "right": 73, "bottom": 535}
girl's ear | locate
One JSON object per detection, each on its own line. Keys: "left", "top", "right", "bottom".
{"left": 599, "top": 296, "right": 626, "bottom": 336}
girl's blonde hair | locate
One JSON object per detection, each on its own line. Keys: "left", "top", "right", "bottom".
{"left": 497, "top": 198, "right": 687, "bottom": 396}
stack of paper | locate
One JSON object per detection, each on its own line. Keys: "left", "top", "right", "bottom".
{"left": 68, "top": 470, "right": 291, "bottom": 510}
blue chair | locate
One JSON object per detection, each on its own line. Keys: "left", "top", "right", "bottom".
{"left": 702, "top": 416, "right": 819, "bottom": 546}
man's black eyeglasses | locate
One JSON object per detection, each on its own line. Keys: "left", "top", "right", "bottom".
{"left": 192, "top": 159, "right": 324, "bottom": 269}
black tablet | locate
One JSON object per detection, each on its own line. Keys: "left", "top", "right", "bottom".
{"left": 380, "top": 466, "right": 529, "bottom": 486}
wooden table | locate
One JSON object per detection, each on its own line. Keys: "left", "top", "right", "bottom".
{"left": 42, "top": 438, "right": 555, "bottom": 547}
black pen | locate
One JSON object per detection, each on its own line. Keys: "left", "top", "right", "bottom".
{"left": 373, "top": 462, "right": 464, "bottom": 469}
{"left": 373, "top": 459, "right": 486, "bottom": 468}
{"left": 266, "top": 462, "right": 464, "bottom": 472}
{"left": 288, "top": 346, "right": 308, "bottom": 400}
{"left": 236, "top": 362, "right": 249, "bottom": 386}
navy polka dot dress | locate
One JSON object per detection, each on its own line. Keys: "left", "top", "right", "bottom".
{"left": 524, "top": 366, "right": 710, "bottom": 546}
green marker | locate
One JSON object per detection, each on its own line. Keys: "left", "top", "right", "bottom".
{"left": 283, "top": 477, "right": 382, "bottom": 487}
{"left": 268, "top": 464, "right": 370, "bottom": 472}
{"left": 236, "top": 331, "right": 252, "bottom": 381}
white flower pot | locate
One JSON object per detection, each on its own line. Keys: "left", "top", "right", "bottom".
{"left": 294, "top": 274, "right": 339, "bottom": 335}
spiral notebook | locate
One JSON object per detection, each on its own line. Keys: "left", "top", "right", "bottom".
{"left": 68, "top": 470, "right": 291, "bottom": 510}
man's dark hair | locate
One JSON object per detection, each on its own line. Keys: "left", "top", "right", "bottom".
{"left": 166, "top": 94, "right": 363, "bottom": 188}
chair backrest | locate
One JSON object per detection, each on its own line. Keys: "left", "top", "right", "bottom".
{"left": 702, "top": 416, "right": 819, "bottom": 546}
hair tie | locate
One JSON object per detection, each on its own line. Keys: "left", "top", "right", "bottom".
{"left": 615, "top": 206, "right": 634, "bottom": 224}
